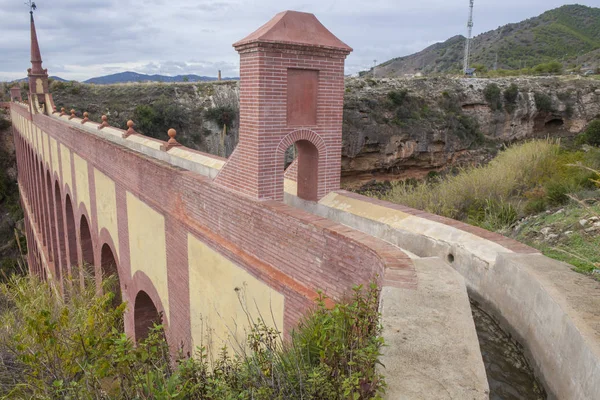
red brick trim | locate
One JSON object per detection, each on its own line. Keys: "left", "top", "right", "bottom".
{"left": 129, "top": 270, "right": 169, "bottom": 343}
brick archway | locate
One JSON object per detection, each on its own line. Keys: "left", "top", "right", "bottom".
{"left": 54, "top": 181, "right": 67, "bottom": 285}
{"left": 276, "top": 129, "right": 326, "bottom": 201}
{"left": 100, "top": 243, "right": 121, "bottom": 307}
{"left": 79, "top": 214, "right": 94, "bottom": 285}
{"left": 134, "top": 290, "right": 161, "bottom": 342}
{"left": 64, "top": 194, "right": 78, "bottom": 277}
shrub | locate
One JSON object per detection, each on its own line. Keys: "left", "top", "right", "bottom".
{"left": 484, "top": 83, "right": 502, "bottom": 111}
{"left": 533, "top": 61, "right": 563, "bottom": 75}
{"left": 466, "top": 198, "right": 519, "bottom": 231}
{"left": 0, "top": 276, "right": 386, "bottom": 399}
{"left": 204, "top": 105, "right": 236, "bottom": 128}
{"left": 387, "top": 89, "right": 408, "bottom": 106}
{"left": 534, "top": 92, "right": 554, "bottom": 113}
{"left": 503, "top": 84, "right": 519, "bottom": 112}
{"left": 544, "top": 181, "right": 569, "bottom": 206}
{"left": 0, "top": 118, "right": 11, "bottom": 131}
{"left": 576, "top": 120, "right": 600, "bottom": 146}
{"left": 133, "top": 96, "right": 190, "bottom": 140}
{"left": 381, "top": 140, "right": 560, "bottom": 220}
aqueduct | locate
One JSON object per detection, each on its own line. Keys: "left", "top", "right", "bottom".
{"left": 6, "top": 9, "right": 600, "bottom": 399}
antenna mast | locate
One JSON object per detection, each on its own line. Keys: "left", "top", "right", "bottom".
{"left": 463, "top": 0, "right": 474, "bottom": 74}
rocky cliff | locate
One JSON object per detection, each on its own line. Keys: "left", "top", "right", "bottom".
{"left": 341, "top": 76, "right": 600, "bottom": 185}
{"left": 4, "top": 76, "right": 599, "bottom": 186}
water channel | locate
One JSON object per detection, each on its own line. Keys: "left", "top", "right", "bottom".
{"left": 470, "top": 301, "right": 547, "bottom": 400}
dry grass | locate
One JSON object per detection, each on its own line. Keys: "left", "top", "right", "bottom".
{"left": 381, "top": 140, "right": 561, "bottom": 220}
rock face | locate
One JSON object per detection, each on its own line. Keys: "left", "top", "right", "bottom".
{"left": 11, "top": 76, "right": 599, "bottom": 185}
{"left": 340, "top": 76, "right": 600, "bottom": 185}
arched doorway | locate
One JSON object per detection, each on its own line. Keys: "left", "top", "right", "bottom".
{"left": 134, "top": 290, "right": 161, "bottom": 342}
{"left": 101, "top": 244, "right": 121, "bottom": 307}
{"left": 46, "top": 171, "right": 59, "bottom": 274}
{"left": 39, "top": 161, "right": 49, "bottom": 248}
{"left": 54, "top": 181, "right": 67, "bottom": 284}
{"left": 284, "top": 139, "right": 319, "bottom": 201}
{"left": 79, "top": 215, "right": 94, "bottom": 283}
{"left": 64, "top": 195, "right": 78, "bottom": 276}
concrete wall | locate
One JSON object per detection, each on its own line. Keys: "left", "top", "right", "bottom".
{"left": 288, "top": 190, "right": 600, "bottom": 400}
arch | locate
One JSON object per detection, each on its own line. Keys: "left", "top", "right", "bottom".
{"left": 46, "top": 171, "right": 58, "bottom": 269}
{"left": 134, "top": 290, "right": 161, "bottom": 342}
{"left": 54, "top": 181, "right": 68, "bottom": 285}
{"left": 64, "top": 195, "right": 78, "bottom": 274}
{"left": 277, "top": 130, "right": 325, "bottom": 201}
{"left": 101, "top": 243, "right": 121, "bottom": 307}
{"left": 79, "top": 215, "right": 95, "bottom": 283}
{"left": 39, "top": 160, "right": 50, "bottom": 249}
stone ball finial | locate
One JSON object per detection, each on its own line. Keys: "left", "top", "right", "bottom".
{"left": 168, "top": 128, "right": 177, "bottom": 142}
{"left": 81, "top": 112, "right": 90, "bottom": 124}
{"left": 60, "top": 107, "right": 66, "bottom": 116}
{"left": 70, "top": 109, "right": 75, "bottom": 115}
{"left": 69, "top": 109, "right": 76, "bottom": 120}
{"left": 161, "top": 128, "right": 181, "bottom": 151}
{"left": 123, "top": 120, "right": 136, "bottom": 138}
{"left": 84, "top": 112, "right": 89, "bottom": 118}
{"left": 98, "top": 114, "right": 109, "bottom": 130}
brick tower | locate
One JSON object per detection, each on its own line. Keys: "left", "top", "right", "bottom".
{"left": 215, "top": 11, "right": 352, "bottom": 202}
{"left": 28, "top": 11, "right": 49, "bottom": 106}
{"left": 10, "top": 86, "right": 22, "bottom": 102}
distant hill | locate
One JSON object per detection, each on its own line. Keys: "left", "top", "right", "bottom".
{"left": 83, "top": 71, "right": 238, "bottom": 84}
{"left": 375, "top": 4, "right": 600, "bottom": 76}
{"left": 9, "top": 76, "right": 67, "bottom": 83}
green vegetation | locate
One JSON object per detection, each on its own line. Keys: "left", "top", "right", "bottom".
{"left": 376, "top": 5, "right": 600, "bottom": 77}
{"left": 0, "top": 276, "right": 385, "bottom": 399}
{"left": 483, "top": 83, "right": 502, "bottom": 111}
{"left": 378, "top": 140, "right": 600, "bottom": 275}
{"left": 503, "top": 84, "right": 520, "bottom": 113}
{"left": 0, "top": 113, "right": 24, "bottom": 280}
{"left": 577, "top": 120, "right": 600, "bottom": 146}
{"left": 514, "top": 201, "right": 600, "bottom": 276}
{"left": 133, "top": 95, "right": 198, "bottom": 146}
{"left": 534, "top": 92, "right": 554, "bottom": 113}
{"left": 204, "top": 105, "right": 237, "bottom": 129}
{"left": 385, "top": 89, "right": 482, "bottom": 143}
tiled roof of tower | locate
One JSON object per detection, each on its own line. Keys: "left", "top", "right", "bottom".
{"left": 233, "top": 10, "right": 352, "bottom": 52}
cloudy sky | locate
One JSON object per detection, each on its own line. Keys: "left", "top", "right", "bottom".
{"left": 0, "top": 0, "right": 597, "bottom": 81}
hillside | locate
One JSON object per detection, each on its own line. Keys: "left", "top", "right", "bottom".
{"left": 2, "top": 76, "right": 600, "bottom": 187}
{"left": 83, "top": 71, "right": 235, "bottom": 85}
{"left": 376, "top": 4, "right": 600, "bottom": 76}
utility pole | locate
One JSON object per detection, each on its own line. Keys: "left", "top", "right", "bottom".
{"left": 463, "top": 0, "right": 475, "bottom": 74}
{"left": 494, "top": 53, "right": 498, "bottom": 71}
{"left": 373, "top": 59, "right": 377, "bottom": 77}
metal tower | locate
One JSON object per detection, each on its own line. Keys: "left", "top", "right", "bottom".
{"left": 463, "top": 0, "right": 474, "bottom": 74}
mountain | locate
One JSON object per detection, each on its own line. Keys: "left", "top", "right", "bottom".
{"left": 8, "top": 76, "right": 67, "bottom": 83}
{"left": 83, "top": 71, "right": 237, "bottom": 84}
{"left": 375, "top": 4, "right": 600, "bottom": 76}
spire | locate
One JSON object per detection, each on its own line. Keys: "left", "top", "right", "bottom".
{"left": 27, "top": 5, "right": 51, "bottom": 112}
{"left": 29, "top": 11, "right": 44, "bottom": 75}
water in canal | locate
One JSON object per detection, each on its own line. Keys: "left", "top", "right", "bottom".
{"left": 470, "top": 301, "right": 547, "bottom": 400}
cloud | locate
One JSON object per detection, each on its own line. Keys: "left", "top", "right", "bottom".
{"left": 0, "top": 0, "right": 597, "bottom": 81}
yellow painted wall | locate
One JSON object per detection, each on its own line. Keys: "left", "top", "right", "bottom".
{"left": 60, "top": 144, "right": 73, "bottom": 192}
{"left": 42, "top": 131, "right": 48, "bottom": 165}
{"left": 94, "top": 169, "right": 119, "bottom": 255}
{"left": 50, "top": 137, "right": 59, "bottom": 176}
{"left": 127, "top": 192, "right": 169, "bottom": 322}
{"left": 187, "top": 234, "right": 284, "bottom": 355}
{"left": 73, "top": 154, "right": 90, "bottom": 212}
